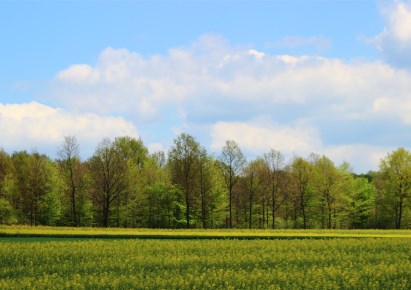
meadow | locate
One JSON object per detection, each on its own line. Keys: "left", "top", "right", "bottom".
{"left": 0, "top": 227, "right": 410, "bottom": 289}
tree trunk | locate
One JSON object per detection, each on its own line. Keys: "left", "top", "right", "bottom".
{"left": 202, "top": 197, "right": 206, "bottom": 229}
{"left": 300, "top": 192, "right": 307, "bottom": 229}
{"left": 229, "top": 173, "right": 233, "bottom": 228}
{"left": 396, "top": 197, "right": 403, "bottom": 229}
{"left": 71, "top": 187, "right": 77, "bottom": 226}
{"left": 272, "top": 195, "right": 276, "bottom": 229}
{"left": 70, "top": 164, "right": 77, "bottom": 227}
{"left": 103, "top": 193, "right": 110, "bottom": 227}
{"left": 249, "top": 190, "right": 253, "bottom": 229}
{"left": 116, "top": 192, "right": 120, "bottom": 228}
{"left": 327, "top": 198, "right": 332, "bottom": 229}
{"left": 185, "top": 189, "right": 190, "bottom": 228}
{"left": 260, "top": 199, "right": 268, "bottom": 228}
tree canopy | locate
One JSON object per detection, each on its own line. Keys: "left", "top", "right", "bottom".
{"left": 0, "top": 136, "right": 410, "bottom": 229}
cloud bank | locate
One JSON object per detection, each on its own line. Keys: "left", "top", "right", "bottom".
{"left": 0, "top": 102, "right": 138, "bottom": 156}
{"left": 2, "top": 2, "right": 411, "bottom": 172}
{"left": 45, "top": 31, "right": 411, "bottom": 171}
{"left": 373, "top": 1, "right": 411, "bottom": 68}
{"left": 52, "top": 34, "right": 411, "bottom": 126}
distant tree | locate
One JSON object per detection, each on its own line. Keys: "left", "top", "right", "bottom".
{"left": 263, "top": 150, "right": 287, "bottom": 229}
{"left": 243, "top": 158, "right": 265, "bottom": 229}
{"left": 290, "top": 157, "right": 313, "bottom": 229}
{"left": 311, "top": 155, "right": 341, "bottom": 229}
{"left": 379, "top": 148, "right": 411, "bottom": 229}
{"left": 113, "top": 136, "right": 148, "bottom": 168}
{"left": 194, "top": 149, "right": 227, "bottom": 229}
{"left": 168, "top": 133, "right": 201, "bottom": 228}
{"left": 57, "top": 136, "right": 86, "bottom": 226}
{"left": 348, "top": 177, "right": 376, "bottom": 229}
{"left": 198, "top": 149, "right": 212, "bottom": 228}
{"left": 1, "top": 134, "right": 409, "bottom": 229}
{"left": 11, "top": 151, "right": 59, "bottom": 225}
{"left": 143, "top": 152, "right": 171, "bottom": 228}
{"left": 112, "top": 136, "right": 149, "bottom": 227}
{"left": 151, "top": 151, "right": 166, "bottom": 168}
{"left": 219, "top": 140, "right": 246, "bottom": 228}
{"left": 0, "top": 149, "right": 13, "bottom": 197}
{"left": 88, "top": 139, "right": 128, "bottom": 227}
{"left": 371, "top": 171, "right": 392, "bottom": 228}
{"left": 0, "top": 149, "right": 16, "bottom": 224}
{"left": 0, "top": 198, "right": 15, "bottom": 224}
{"left": 206, "top": 159, "right": 227, "bottom": 228}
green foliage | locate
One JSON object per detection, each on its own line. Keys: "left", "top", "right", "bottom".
{"left": 0, "top": 149, "right": 13, "bottom": 196}
{"left": 290, "top": 156, "right": 314, "bottom": 229}
{"left": 219, "top": 140, "right": 246, "bottom": 228}
{"left": 349, "top": 177, "right": 376, "bottom": 229}
{"left": 88, "top": 138, "right": 130, "bottom": 227}
{"left": 38, "top": 191, "right": 61, "bottom": 226}
{"left": 0, "top": 198, "right": 16, "bottom": 224}
{"left": 378, "top": 148, "right": 411, "bottom": 228}
{"left": 168, "top": 133, "right": 202, "bottom": 228}
{"left": 113, "top": 136, "right": 148, "bottom": 168}
{"left": 0, "top": 140, "right": 410, "bottom": 229}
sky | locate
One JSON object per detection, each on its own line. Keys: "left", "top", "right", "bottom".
{"left": 1, "top": 0, "right": 411, "bottom": 173}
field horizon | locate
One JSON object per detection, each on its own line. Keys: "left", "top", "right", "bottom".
{"left": 1, "top": 225, "right": 411, "bottom": 240}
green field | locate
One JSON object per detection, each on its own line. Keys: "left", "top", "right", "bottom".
{"left": 1, "top": 227, "right": 410, "bottom": 289}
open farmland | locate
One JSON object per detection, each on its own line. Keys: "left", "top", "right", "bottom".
{"left": 0, "top": 227, "right": 410, "bottom": 289}
{"left": 1, "top": 226, "right": 411, "bottom": 239}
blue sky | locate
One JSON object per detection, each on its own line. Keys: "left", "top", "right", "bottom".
{"left": 1, "top": 0, "right": 411, "bottom": 173}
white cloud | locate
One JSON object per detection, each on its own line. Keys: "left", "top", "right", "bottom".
{"left": 323, "top": 144, "right": 390, "bottom": 173}
{"left": 382, "top": 1, "right": 411, "bottom": 42}
{"left": 373, "top": 1, "right": 411, "bottom": 67}
{"left": 56, "top": 64, "right": 99, "bottom": 83}
{"left": 247, "top": 49, "right": 265, "bottom": 60}
{"left": 210, "top": 119, "right": 389, "bottom": 172}
{"left": 210, "top": 118, "right": 321, "bottom": 155}
{"left": 147, "top": 143, "right": 164, "bottom": 154}
{"left": 52, "top": 35, "right": 411, "bottom": 125}
{"left": 372, "top": 94, "right": 411, "bottom": 124}
{"left": 0, "top": 102, "right": 138, "bottom": 156}
{"left": 43, "top": 33, "right": 411, "bottom": 171}
{"left": 53, "top": 46, "right": 196, "bottom": 119}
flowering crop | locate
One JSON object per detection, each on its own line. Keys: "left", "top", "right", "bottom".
{"left": 1, "top": 225, "right": 410, "bottom": 239}
{"left": 0, "top": 231, "right": 410, "bottom": 289}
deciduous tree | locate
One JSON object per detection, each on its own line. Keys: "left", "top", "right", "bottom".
{"left": 263, "top": 150, "right": 287, "bottom": 229}
{"left": 219, "top": 140, "right": 246, "bottom": 228}
{"left": 88, "top": 139, "right": 128, "bottom": 227}
{"left": 379, "top": 148, "right": 411, "bottom": 229}
{"left": 168, "top": 133, "right": 201, "bottom": 228}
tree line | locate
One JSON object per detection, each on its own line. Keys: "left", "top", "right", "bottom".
{"left": 0, "top": 134, "right": 410, "bottom": 229}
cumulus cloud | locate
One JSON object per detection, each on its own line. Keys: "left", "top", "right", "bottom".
{"left": 373, "top": 1, "right": 411, "bottom": 68}
{"left": 52, "top": 35, "right": 411, "bottom": 125}
{"left": 57, "top": 64, "right": 100, "bottom": 83}
{"left": 0, "top": 102, "right": 138, "bottom": 156}
{"left": 323, "top": 144, "right": 390, "bottom": 173}
{"left": 372, "top": 93, "right": 411, "bottom": 124}
{"left": 52, "top": 36, "right": 229, "bottom": 119}
{"left": 42, "top": 33, "right": 411, "bottom": 171}
{"left": 210, "top": 118, "right": 389, "bottom": 173}
{"left": 210, "top": 118, "right": 321, "bottom": 155}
